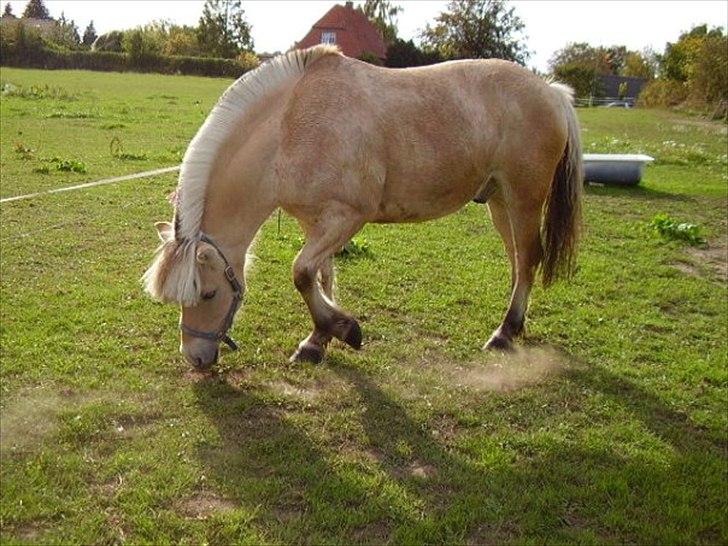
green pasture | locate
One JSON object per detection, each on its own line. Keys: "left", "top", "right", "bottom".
{"left": 0, "top": 67, "right": 726, "bottom": 545}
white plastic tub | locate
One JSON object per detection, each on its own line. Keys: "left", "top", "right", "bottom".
{"left": 583, "top": 154, "right": 655, "bottom": 186}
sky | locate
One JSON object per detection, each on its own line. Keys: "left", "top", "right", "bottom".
{"left": 4, "top": 0, "right": 727, "bottom": 71}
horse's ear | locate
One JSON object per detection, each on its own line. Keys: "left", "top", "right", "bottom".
{"left": 155, "top": 221, "right": 174, "bottom": 243}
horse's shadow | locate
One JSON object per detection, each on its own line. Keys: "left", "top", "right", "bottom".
{"left": 584, "top": 182, "right": 697, "bottom": 203}
{"left": 192, "top": 353, "right": 724, "bottom": 543}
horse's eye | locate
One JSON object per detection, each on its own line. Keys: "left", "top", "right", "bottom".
{"left": 202, "top": 290, "right": 217, "bottom": 300}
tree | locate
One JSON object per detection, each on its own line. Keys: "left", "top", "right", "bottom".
{"left": 3, "top": 3, "right": 15, "bottom": 17}
{"left": 622, "top": 49, "right": 656, "bottom": 79}
{"left": 22, "top": 0, "right": 51, "bottom": 19}
{"left": 54, "top": 11, "right": 80, "bottom": 48}
{"left": 123, "top": 28, "right": 161, "bottom": 65}
{"left": 661, "top": 24, "right": 725, "bottom": 82}
{"left": 420, "top": 0, "right": 529, "bottom": 64}
{"left": 361, "top": 0, "right": 401, "bottom": 45}
{"left": 82, "top": 21, "right": 97, "bottom": 47}
{"left": 197, "top": 0, "right": 253, "bottom": 59}
{"left": 163, "top": 25, "right": 201, "bottom": 56}
{"left": 385, "top": 38, "right": 442, "bottom": 67}
{"left": 549, "top": 42, "right": 610, "bottom": 75}
{"left": 552, "top": 63, "right": 602, "bottom": 98}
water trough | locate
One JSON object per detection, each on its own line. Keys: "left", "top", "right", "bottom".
{"left": 583, "top": 153, "right": 654, "bottom": 186}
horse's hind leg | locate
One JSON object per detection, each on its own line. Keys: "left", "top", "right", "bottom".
{"left": 485, "top": 178, "right": 547, "bottom": 351}
{"left": 487, "top": 196, "right": 516, "bottom": 290}
{"left": 290, "top": 205, "right": 364, "bottom": 363}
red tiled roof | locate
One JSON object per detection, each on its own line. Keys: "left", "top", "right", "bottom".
{"left": 296, "top": 3, "right": 387, "bottom": 60}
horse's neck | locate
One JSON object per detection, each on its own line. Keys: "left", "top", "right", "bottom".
{"left": 200, "top": 133, "right": 281, "bottom": 264}
{"left": 198, "top": 78, "right": 294, "bottom": 263}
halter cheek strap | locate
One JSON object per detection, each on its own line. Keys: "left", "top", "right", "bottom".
{"left": 179, "top": 234, "right": 243, "bottom": 351}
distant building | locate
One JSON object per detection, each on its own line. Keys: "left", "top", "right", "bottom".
{"left": 599, "top": 74, "right": 648, "bottom": 100}
{"left": 296, "top": 1, "right": 386, "bottom": 61}
{"left": 0, "top": 16, "right": 57, "bottom": 39}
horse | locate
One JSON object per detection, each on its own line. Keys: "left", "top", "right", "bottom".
{"left": 143, "top": 45, "right": 582, "bottom": 370}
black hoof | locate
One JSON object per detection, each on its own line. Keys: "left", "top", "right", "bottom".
{"left": 343, "top": 319, "right": 362, "bottom": 350}
{"left": 484, "top": 332, "right": 515, "bottom": 352}
{"left": 290, "top": 343, "right": 324, "bottom": 364}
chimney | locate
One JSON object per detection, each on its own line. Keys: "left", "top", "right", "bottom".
{"left": 345, "top": 1, "right": 353, "bottom": 8}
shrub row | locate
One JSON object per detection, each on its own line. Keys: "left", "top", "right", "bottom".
{"left": 0, "top": 46, "right": 254, "bottom": 78}
{"left": 637, "top": 79, "right": 689, "bottom": 108}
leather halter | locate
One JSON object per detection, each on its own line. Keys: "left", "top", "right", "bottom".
{"left": 179, "top": 233, "right": 242, "bottom": 351}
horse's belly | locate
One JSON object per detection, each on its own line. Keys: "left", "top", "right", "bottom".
{"left": 372, "top": 177, "right": 480, "bottom": 223}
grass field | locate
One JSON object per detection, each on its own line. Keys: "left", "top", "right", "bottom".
{"left": 1, "top": 67, "right": 726, "bottom": 545}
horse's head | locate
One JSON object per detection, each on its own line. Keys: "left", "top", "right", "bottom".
{"left": 144, "top": 222, "right": 244, "bottom": 370}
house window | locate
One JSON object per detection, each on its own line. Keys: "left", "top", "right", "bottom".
{"left": 321, "top": 32, "right": 336, "bottom": 45}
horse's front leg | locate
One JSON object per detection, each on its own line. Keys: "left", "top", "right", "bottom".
{"left": 290, "top": 205, "right": 364, "bottom": 363}
{"left": 292, "top": 257, "right": 335, "bottom": 362}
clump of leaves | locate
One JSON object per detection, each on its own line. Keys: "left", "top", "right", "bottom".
{"left": 1, "top": 82, "right": 77, "bottom": 101}
{"left": 14, "top": 142, "right": 34, "bottom": 159}
{"left": 337, "top": 237, "right": 372, "bottom": 259}
{"left": 650, "top": 213, "right": 706, "bottom": 246}
{"left": 54, "top": 159, "right": 87, "bottom": 173}
{"left": 109, "top": 136, "right": 147, "bottom": 160}
{"left": 45, "top": 111, "right": 97, "bottom": 119}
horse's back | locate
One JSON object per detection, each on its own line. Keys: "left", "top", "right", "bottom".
{"left": 278, "top": 55, "right": 568, "bottom": 222}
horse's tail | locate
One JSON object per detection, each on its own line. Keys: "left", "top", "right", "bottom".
{"left": 541, "top": 82, "right": 583, "bottom": 287}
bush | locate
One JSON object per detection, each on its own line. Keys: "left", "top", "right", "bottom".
{"left": 552, "top": 63, "right": 603, "bottom": 99}
{"left": 358, "top": 50, "right": 383, "bottom": 66}
{"left": 1, "top": 43, "right": 254, "bottom": 78}
{"left": 386, "top": 38, "right": 442, "bottom": 68}
{"left": 637, "top": 79, "right": 689, "bottom": 107}
{"left": 690, "top": 35, "right": 728, "bottom": 106}
{"left": 122, "top": 28, "right": 161, "bottom": 67}
{"left": 649, "top": 213, "right": 706, "bottom": 246}
{"left": 236, "top": 50, "right": 260, "bottom": 71}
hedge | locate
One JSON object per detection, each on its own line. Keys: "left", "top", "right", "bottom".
{"left": 0, "top": 46, "right": 253, "bottom": 78}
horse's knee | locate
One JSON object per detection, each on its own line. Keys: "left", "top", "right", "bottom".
{"left": 293, "top": 263, "right": 314, "bottom": 292}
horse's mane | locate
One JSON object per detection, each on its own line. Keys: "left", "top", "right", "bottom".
{"left": 143, "top": 45, "right": 341, "bottom": 305}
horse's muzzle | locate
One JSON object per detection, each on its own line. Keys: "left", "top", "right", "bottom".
{"left": 182, "top": 343, "right": 219, "bottom": 370}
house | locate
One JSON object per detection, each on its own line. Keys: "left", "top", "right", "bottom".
{"left": 599, "top": 74, "right": 648, "bottom": 101}
{"left": 0, "top": 16, "right": 57, "bottom": 40}
{"left": 296, "top": 1, "right": 386, "bottom": 61}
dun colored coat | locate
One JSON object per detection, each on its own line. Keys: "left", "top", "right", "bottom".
{"left": 144, "top": 45, "right": 582, "bottom": 369}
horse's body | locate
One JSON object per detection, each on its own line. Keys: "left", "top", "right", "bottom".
{"left": 144, "top": 46, "right": 582, "bottom": 368}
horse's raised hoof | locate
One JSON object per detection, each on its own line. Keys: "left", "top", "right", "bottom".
{"left": 483, "top": 332, "right": 515, "bottom": 352}
{"left": 290, "top": 343, "right": 324, "bottom": 364}
{"left": 342, "top": 319, "right": 362, "bottom": 350}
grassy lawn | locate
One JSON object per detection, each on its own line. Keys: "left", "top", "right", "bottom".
{"left": 1, "top": 68, "right": 726, "bottom": 545}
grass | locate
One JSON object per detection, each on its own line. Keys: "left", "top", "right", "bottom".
{"left": 0, "top": 68, "right": 726, "bottom": 545}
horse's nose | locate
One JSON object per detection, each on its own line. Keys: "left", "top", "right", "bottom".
{"left": 182, "top": 343, "right": 219, "bottom": 370}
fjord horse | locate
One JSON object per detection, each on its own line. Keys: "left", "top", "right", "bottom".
{"left": 144, "top": 45, "right": 582, "bottom": 369}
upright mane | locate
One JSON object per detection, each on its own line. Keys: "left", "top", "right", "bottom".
{"left": 143, "top": 45, "right": 341, "bottom": 305}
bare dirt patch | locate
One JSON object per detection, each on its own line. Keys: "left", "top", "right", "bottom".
{"left": 672, "top": 260, "right": 703, "bottom": 278}
{"left": 670, "top": 118, "right": 727, "bottom": 136}
{"left": 352, "top": 520, "right": 393, "bottom": 543}
{"left": 266, "top": 379, "right": 321, "bottom": 401}
{"left": 408, "top": 460, "right": 438, "bottom": 479}
{"left": 94, "top": 475, "right": 124, "bottom": 498}
{"left": 7, "top": 521, "right": 46, "bottom": 543}
{"left": 0, "top": 390, "right": 62, "bottom": 452}
{"left": 178, "top": 490, "right": 238, "bottom": 519}
{"left": 451, "top": 346, "right": 569, "bottom": 392}
{"left": 687, "top": 242, "right": 727, "bottom": 283}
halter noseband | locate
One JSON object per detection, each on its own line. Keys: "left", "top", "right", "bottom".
{"left": 179, "top": 233, "right": 243, "bottom": 351}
